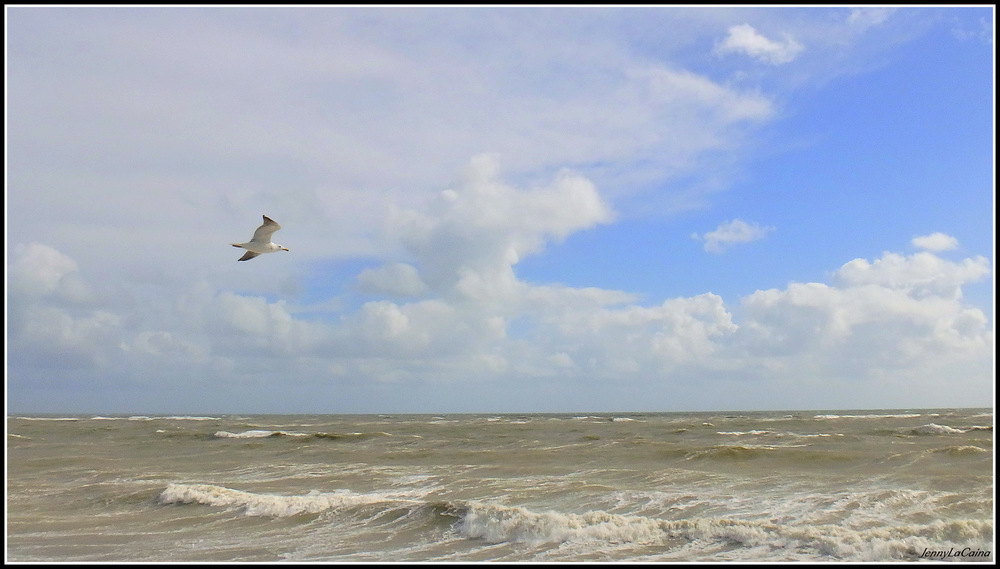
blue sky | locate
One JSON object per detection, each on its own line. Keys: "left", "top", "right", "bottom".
{"left": 6, "top": 6, "right": 994, "bottom": 414}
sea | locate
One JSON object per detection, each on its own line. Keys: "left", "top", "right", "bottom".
{"left": 5, "top": 409, "right": 994, "bottom": 563}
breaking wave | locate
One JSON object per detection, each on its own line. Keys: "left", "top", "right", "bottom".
{"left": 159, "top": 483, "right": 425, "bottom": 517}
{"left": 909, "top": 424, "right": 993, "bottom": 436}
{"left": 158, "top": 483, "right": 993, "bottom": 562}
{"left": 212, "top": 430, "right": 391, "bottom": 440}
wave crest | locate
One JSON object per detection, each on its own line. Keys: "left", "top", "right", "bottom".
{"left": 157, "top": 484, "right": 993, "bottom": 561}
{"left": 458, "top": 501, "right": 993, "bottom": 561}
{"left": 159, "top": 483, "right": 424, "bottom": 517}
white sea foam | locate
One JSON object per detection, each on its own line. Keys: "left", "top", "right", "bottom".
{"left": 13, "top": 416, "right": 80, "bottom": 421}
{"left": 91, "top": 416, "right": 147, "bottom": 420}
{"left": 814, "top": 413, "right": 922, "bottom": 420}
{"left": 74, "top": 415, "right": 222, "bottom": 421}
{"left": 456, "top": 501, "right": 993, "bottom": 561}
{"left": 213, "top": 430, "right": 309, "bottom": 438}
{"left": 13, "top": 410, "right": 994, "bottom": 563}
{"left": 160, "top": 416, "right": 222, "bottom": 421}
{"left": 791, "top": 433, "right": 840, "bottom": 438}
{"left": 159, "top": 483, "right": 422, "bottom": 517}
{"left": 909, "top": 423, "right": 971, "bottom": 435}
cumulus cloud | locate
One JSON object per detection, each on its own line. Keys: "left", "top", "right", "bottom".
{"left": 715, "top": 23, "right": 804, "bottom": 65}
{"left": 7, "top": 243, "right": 119, "bottom": 369}
{"left": 7, "top": 219, "right": 993, "bottom": 411}
{"left": 8, "top": 242, "right": 93, "bottom": 303}
{"left": 6, "top": 10, "right": 992, "bottom": 413}
{"left": 386, "top": 153, "right": 615, "bottom": 298}
{"left": 739, "top": 270, "right": 991, "bottom": 377}
{"left": 207, "top": 292, "right": 332, "bottom": 357}
{"left": 6, "top": 152, "right": 992, "bottom": 413}
{"left": 833, "top": 251, "right": 989, "bottom": 300}
{"left": 912, "top": 232, "right": 959, "bottom": 252}
{"left": 536, "top": 293, "right": 739, "bottom": 378}
{"left": 693, "top": 219, "right": 775, "bottom": 253}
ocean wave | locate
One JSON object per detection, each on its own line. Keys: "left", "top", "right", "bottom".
{"left": 157, "top": 484, "right": 992, "bottom": 561}
{"left": 212, "top": 430, "right": 391, "bottom": 440}
{"left": 925, "top": 446, "right": 990, "bottom": 457}
{"left": 908, "top": 424, "right": 993, "bottom": 436}
{"left": 159, "top": 483, "right": 425, "bottom": 517}
{"left": 814, "top": 414, "right": 923, "bottom": 420}
{"left": 213, "top": 430, "right": 310, "bottom": 438}
{"left": 457, "top": 501, "right": 992, "bottom": 561}
{"left": 13, "top": 416, "right": 81, "bottom": 421}
{"left": 158, "top": 416, "right": 223, "bottom": 421}
{"left": 14, "top": 415, "right": 222, "bottom": 422}
{"left": 685, "top": 445, "right": 772, "bottom": 460}
{"left": 682, "top": 445, "right": 822, "bottom": 460}
{"left": 92, "top": 415, "right": 222, "bottom": 421}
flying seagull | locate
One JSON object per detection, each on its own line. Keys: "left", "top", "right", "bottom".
{"left": 231, "top": 215, "right": 290, "bottom": 261}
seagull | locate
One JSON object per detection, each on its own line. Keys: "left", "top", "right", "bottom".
{"left": 231, "top": 215, "right": 290, "bottom": 261}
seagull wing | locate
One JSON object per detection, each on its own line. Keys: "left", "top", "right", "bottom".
{"left": 237, "top": 250, "right": 261, "bottom": 261}
{"left": 250, "top": 215, "right": 282, "bottom": 244}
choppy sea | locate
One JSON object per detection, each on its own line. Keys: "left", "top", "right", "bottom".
{"left": 5, "top": 409, "right": 994, "bottom": 563}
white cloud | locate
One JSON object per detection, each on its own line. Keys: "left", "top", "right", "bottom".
{"left": 739, "top": 275, "right": 991, "bottom": 378}
{"left": 911, "top": 232, "right": 959, "bottom": 252}
{"left": 6, "top": 221, "right": 993, "bottom": 411}
{"left": 847, "top": 8, "right": 895, "bottom": 31}
{"left": 694, "top": 219, "right": 775, "bottom": 253}
{"left": 7, "top": 9, "right": 781, "bottom": 283}
{"left": 387, "top": 154, "right": 615, "bottom": 297}
{"left": 5, "top": 10, "right": 992, "bottom": 412}
{"left": 357, "top": 263, "right": 429, "bottom": 297}
{"left": 13, "top": 306, "right": 122, "bottom": 368}
{"left": 8, "top": 242, "right": 93, "bottom": 303}
{"left": 536, "top": 293, "right": 738, "bottom": 378}
{"left": 834, "top": 251, "right": 989, "bottom": 300}
{"left": 123, "top": 330, "right": 208, "bottom": 361}
{"left": 715, "top": 23, "right": 803, "bottom": 65}
{"left": 208, "top": 292, "right": 331, "bottom": 356}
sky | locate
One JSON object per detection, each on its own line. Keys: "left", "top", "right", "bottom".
{"left": 5, "top": 6, "right": 995, "bottom": 414}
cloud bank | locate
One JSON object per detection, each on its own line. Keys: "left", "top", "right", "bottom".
{"left": 7, "top": 158, "right": 992, "bottom": 412}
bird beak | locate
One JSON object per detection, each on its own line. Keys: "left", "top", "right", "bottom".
{"left": 282, "top": 247, "right": 290, "bottom": 251}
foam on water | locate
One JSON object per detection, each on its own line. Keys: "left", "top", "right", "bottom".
{"left": 15, "top": 415, "right": 222, "bottom": 421}
{"left": 156, "top": 483, "right": 993, "bottom": 562}
{"left": 909, "top": 423, "right": 992, "bottom": 435}
{"left": 455, "top": 501, "right": 993, "bottom": 561}
{"left": 159, "top": 483, "right": 426, "bottom": 517}
{"left": 14, "top": 416, "right": 81, "bottom": 421}
{"left": 814, "top": 413, "right": 924, "bottom": 419}
{"left": 10, "top": 410, "right": 992, "bottom": 563}
{"left": 213, "top": 430, "right": 310, "bottom": 438}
